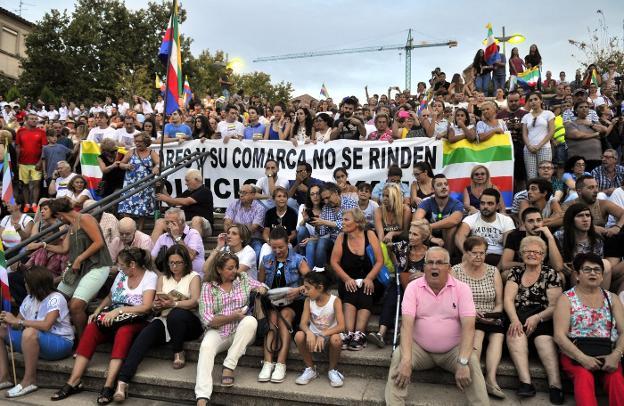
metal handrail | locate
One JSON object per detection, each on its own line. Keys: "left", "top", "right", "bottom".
{"left": 5, "top": 149, "right": 209, "bottom": 265}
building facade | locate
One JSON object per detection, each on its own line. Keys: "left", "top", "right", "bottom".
{"left": 0, "top": 7, "right": 34, "bottom": 79}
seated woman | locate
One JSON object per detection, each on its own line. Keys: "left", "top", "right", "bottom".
{"left": 51, "top": 247, "right": 156, "bottom": 404}
{"left": 204, "top": 224, "right": 257, "bottom": 280}
{"left": 447, "top": 108, "right": 476, "bottom": 143}
{"left": 296, "top": 185, "right": 322, "bottom": 268}
{"left": 367, "top": 219, "right": 441, "bottom": 348}
{"left": 0, "top": 266, "right": 74, "bottom": 398}
{"left": 66, "top": 175, "right": 93, "bottom": 211}
{"left": 555, "top": 203, "right": 613, "bottom": 289}
{"left": 410, "top": 162, "right": 434, "bottom": 209}
{"left": 504, "top": 236, "right": 564, "bottom": 403}
{"left": 463, "top": 165, "right": 506, "bottom": 215}
{"left": 258, "top": 227, "right": 310, "bottom": 383}
{"left": 113, "top": 245, "right": 202, "bottom": 403}
{"left": 553, "top": 252, "right": 624, "bottom": 406}
{"left": 331, "top": 208, "right": 383, "bottom": 351}
{"left": 24, "top": 200, "right": 68, "bottom": 283}
{"left": 374, "top": 183, "right": 411, "bottom": 244}
{"left": 194, "top": 252, "right": 267, "bottom": 406}
{"left": 0, "top": 201, "right": 34, "bottom": 252}
{"left": 452, "top": 237, "right": 505, "bottom": 399}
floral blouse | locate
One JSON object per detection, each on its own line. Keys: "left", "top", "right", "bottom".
{"left": 507, "top": 265, "right": 561, "bottom": 311}
{"left": 391, "top": 240, "right": 425, "bottom": 274}
{"left": 566, "top": 287, "right": 618, "bottom": 342}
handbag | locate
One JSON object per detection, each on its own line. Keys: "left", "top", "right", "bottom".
{"left": 61, "top": 262, "right": 79, "bottom": 286}
{"left": 95, "top": 303, "right": 147, "bottom": 330}
{"left": 571, "top": 289, "right": 614, "bottom": 358}
{"left": 365, "top": 237, "right": 395, "bottom": 287}
{"left": 477, "top": 312, "right": 506, "bottom": 327}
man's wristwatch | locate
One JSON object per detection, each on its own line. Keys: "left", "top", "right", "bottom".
{"left": 457, "top": 357, "right": 469, "bottom": 366}
{"left": 175, "top": 236, "right": 183, "bottom": 242}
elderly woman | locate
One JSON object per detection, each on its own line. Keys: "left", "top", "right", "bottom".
{"left": 51, "top": 248, "right": 156, "bottom": 404}
{"left": 0, "top": 266, "right": 74, "bottom": 398}
{"left": 204, "top": 224, "right": 257, "bottom": 280}
{"left": 117, "top": 132, "right": 160, "bottom": 230}
{"left": 331, "top": 208, "right": 383, "bottom": 351}
{"left": 195, "top": 252, "right": 267, "bottom": 406}
{"left": 504, "top": 236, "right": 564, "bottom": 403}
{"left": 452, "top": 236, "right": 505, "bottom": 399}
{"left": 554, "top": 252, "right": 624, "bottom": 406}
{"left": 367, "top": 219, "right": 441, "bottom": 348}
{"left": 114, "top": 245, "right": 202, "bottom": 403}
{"left": 258, "top": 227, "right": 310, "bottom": 383}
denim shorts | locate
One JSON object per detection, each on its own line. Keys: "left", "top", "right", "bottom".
{"left": 6, "top": 328, "right": 74, "bottom": 360}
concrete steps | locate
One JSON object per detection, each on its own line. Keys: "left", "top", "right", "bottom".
{"left": 12, "top": 353, "right": 575, "bottom": 406}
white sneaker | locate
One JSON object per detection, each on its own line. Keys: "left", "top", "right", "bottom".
{"left": 270, "top": 363, "right": 287, "bottom": 383}
{"left": 295, "top": 366, "right": 318, "bottom": 385}
{"left": 258, "top": 361, "right": 274, "bottom": 382}
{"left": 328, "top": 369, "right": 344, "bottom": 388}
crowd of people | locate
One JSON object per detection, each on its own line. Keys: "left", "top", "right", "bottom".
{"left": 0, "top": 43, "right": 624, "bottom": 406}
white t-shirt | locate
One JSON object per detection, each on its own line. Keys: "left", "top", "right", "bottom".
{"left": 114, "top": 128, "right": 140, "bottom": 148}
{"left": 462, "top": 212, "right": 515, "bottom": 255}
{"left": 59, "top": 106, "right": 68, "bottom": 121}
{"left": 118, "top": 102, "right": 130, "bottom": 116}
{"left": 222, "top": 245, "right": 258, "bottom": 280}
{"left": 0, "top": 214, "right": 34, "bottom": 248}
{"left": 111, "top": 270, "right": 158, "bottom": 306}
{"left": 87, "top": 126, "right": 117, "bottom": 144}
{"left": 255, "top": 175, "right": 289, "bottom": 197}
{"left": 20, "top": 292, "right": 74, "bottom": 343}
{"left": 606, "top": 187, "right": 624, "bottom": 227}
{"left": 360, "top": 200, "right": 379, "bottom": 227}
{"left": 216, "top": 120, "right": 245, "bottom": 138}
{"left": 521, "top": 110, "right": 555, "bottom": 148}
{"left": 55, "top": 173, "right": 77, "bottom": 198}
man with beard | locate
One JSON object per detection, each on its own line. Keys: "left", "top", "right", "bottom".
{"left": 517, "top": 178, "right": 562, "bottom": 227}
{"left": 497, "top": 91, "right": 528, "bottom": 192}
{"left": 331, "top": 96, "right": 366, "bottom": 140}
{"left": 455, "top": 188, "right": 515, "bottom": 266}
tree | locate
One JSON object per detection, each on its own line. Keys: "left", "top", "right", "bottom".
{"left": 234, "top": 72, "right": 293, "bottom": 104}
{"left": 568, "top": 10, "right": 624, "bottom": 75}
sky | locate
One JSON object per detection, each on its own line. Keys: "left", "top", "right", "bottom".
{"left": 6, "top": 0, "right": 624, "bottom": 101}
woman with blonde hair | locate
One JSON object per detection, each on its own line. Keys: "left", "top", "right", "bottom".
{"left": 463, "top": 165, "right": 505, "bottom": 214}
{"left": 374, "top": 183, "right": 411, "bottom": 244}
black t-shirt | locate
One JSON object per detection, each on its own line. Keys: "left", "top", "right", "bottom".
{"left": 497, "top": 109, "right": 529, "bottom": 143}
{"left": 264, "top": 207, "right": 298, "bottom": 237}
{"left": 181, "top": 185, "right": 214, "bottom": 225}
{"left": 333, "top": 116, "right": 363, "bottom": 140}
{"left": 504, "top": 230, "right": 559, "bottom": 263}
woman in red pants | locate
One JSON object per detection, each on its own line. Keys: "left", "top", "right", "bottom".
{"left": 554, "top": 252, "right": 624, "bottom": 406}
{"left": 50, "top": 247, "right": 157, "bottom": 404}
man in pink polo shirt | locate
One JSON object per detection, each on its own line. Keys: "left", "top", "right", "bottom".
{"left": 385, "top": 247, "right": 489, "bottom": 406}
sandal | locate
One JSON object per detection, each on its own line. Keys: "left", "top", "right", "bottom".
{"left": 173, "top": 351, "right": 186, "bottom": 370}
{"left": 97, "top": 386, "right": 115, "bottom": 405}
{"left": 221, "top": 367, "right": 235, "bottom": 387}
{"left": 113, "top": 381, "right": 128, "bottom": 403}
{"left": 51, "top": 381, "right": 83, "bottom": 401}
{"left": 196, "top": 397, "right": 209, "bottom": 406}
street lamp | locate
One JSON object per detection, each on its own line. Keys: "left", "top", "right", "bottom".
{"left": 482, "top": 26, "right": 526, "bottom": 55}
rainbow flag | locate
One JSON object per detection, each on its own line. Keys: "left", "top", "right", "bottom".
{"left": 158, "top": 0, "right": 183, "bottom": 115}
{"left": 320, "top": 83, "right": 329, "bottom": 98}
{"left": 418, "top": 89, "right": 432, "bottom": 114}
{"left": 484, "top": 23, "right": 500, "bottom": 65}
{"left": 514, "top": 66, "right": 540, "bottom": 91}
{"left": 183, "top": 76, "right": 192, "bottom": 107}
{"left": 0, "top": 241, "right": 11, "bottom": 312}
{"left": 1, "top": 148, "right": 14, "bottom": 205}
{"left": 442, "top": 133, "right": 514, "bottom": 207}
{"left": 591, "top": 69, "right": 600, "bottom": 87}
{"left": 79, "top": 141, "right": 103, "bottom": 201}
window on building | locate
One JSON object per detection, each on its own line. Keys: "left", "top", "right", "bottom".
{"left": 1, "top": 27, "right": 18, "bottom": 55}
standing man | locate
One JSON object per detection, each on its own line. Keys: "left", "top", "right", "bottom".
{"left": 385, "top": 247, "right": 489, "bottom": 406}
{"left": 15, "top": 113, "right": 47, "bottom": 212}
{"left": 492, "top": 46, "right": 506, "bottom": 93}
{"left": 331, "top": 97, "right": 366, "bottom": 140}
{"left": 455, "top": 188, "right": 516, "bottom": 266}
{"left": 114, "top": 116, "right": 141, "bottom": 149}
{"left": 159, "top": 109, "right": 192, "bottom": 143}
{"left": 216, "top": 104, "right": 244, "bottom": 142}
{"left": 243, "top": 106, "right": 266, "bottom": 140}
{"left": 497, "top": 91, "right": 528, "bottom": 192}
{"left": 86, "top": 112, "right": 116, "bottom": 144}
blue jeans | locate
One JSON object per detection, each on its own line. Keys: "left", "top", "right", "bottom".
{"left": 493, "top": 74, "right": 506, "bottom": 92}
{"left": 475, "top": 73, "right": 492, "bottom": 96}
{"left": 7, "top": 328, "right": 73, "bottom": 360}
{"left": 315, "top": 237, "right": 333, "bottom": 268}
{"left": 287, "top": 198, "right": 301, "bottom": 213}
{"left": 250, "top": 238, "right": 264, "bottom": 263}
{"left": 296, "top": 227, "right": 319, "bottom": 269}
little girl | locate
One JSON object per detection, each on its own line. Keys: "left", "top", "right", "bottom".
{"left": 294, "top": 271, "right": 346, "bottom": 387}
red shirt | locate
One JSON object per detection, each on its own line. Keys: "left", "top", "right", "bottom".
{"left": 16, "top": 127, "right": 47, "bottom": 165}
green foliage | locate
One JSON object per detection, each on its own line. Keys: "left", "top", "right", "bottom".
{"left": 5, "top": 85, "right": 21, "bottom": 102}
{"left": 39, "top": 84, "right": 57, "bottom": 105}
{"left": 568, "top": 10, "right": 624, "bottom": 75}
{"left": 233, "top": 72, "right": 293, "bottom": 105}
{"left": 0, "top": 76, "right": 17, "bottom": 98}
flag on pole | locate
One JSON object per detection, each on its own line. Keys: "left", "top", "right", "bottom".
{"left": 591, "top": 69, "right": 600, "bottom": 87}
{"left": 418, "top": 89, "right": 433, "bottom": 114}
{"left": 158, "top": 0, "right": 183, "bottom": 115}
{"left": 484, "top": 23, "right": 500, "bottom": 65}
{"left": 320, "top": 83, "right": 329, "bottom": 98}
{"left": 80, "top": 141, "right": 103, "bottom": 201}
{"left": 0, "top": 241, "right": 11, "bottom": 312}
{"left": 155, "top": 74, "right": 162, "bottom": 89}
{"left": 1, "top": 148, "right": 14, "bottom": 206}
{"left": 513, "top": 66, "right": 541, "bottom": 91}
{"left": 183, "top": 76, "right": 192, "bottom": 107}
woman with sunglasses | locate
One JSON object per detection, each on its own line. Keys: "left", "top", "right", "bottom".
{"left": 521, "top": 92, "right": 555, "bottom": 179}
{"left": 113, "top": 245, "right": 202, "bottom": 402}
{"left": 463, "top": 165, "right": 505, "bottom": 215}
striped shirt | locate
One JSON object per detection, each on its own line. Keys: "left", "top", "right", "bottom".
{"left": 199, "top": 272, "right": 267, "bottom": 338}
